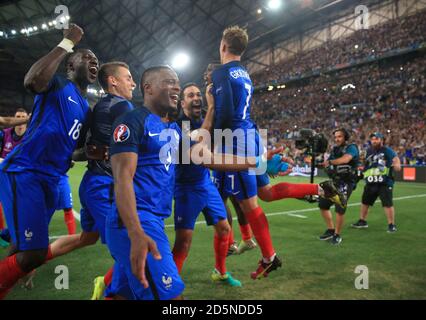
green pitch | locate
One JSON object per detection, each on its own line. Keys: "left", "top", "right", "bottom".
{"left": 2, "top": 162, "right": 426, "bottom": 300}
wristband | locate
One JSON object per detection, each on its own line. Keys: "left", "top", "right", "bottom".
{"left": 57, "top": 38, "right": 75, "bottom": 53}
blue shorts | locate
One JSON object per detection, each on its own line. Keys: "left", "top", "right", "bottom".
{"left": 104, "top": 263, "right": 134, "bottom": 299}
{"left": 174, "top": 182, "right": 227, "bottom": 230}
{"left": 106, "top": 216, "right": 185, "bottom": 300}
{"left": 56, "top": 175, "right": 73, "bottom": 210}
{"left": 257, "top": 173, "right": 270, "bottom": 188}
{"left": 212, "top": 171, "right": 271, "bottom": 200}
{"left": 0, "top": 170, "right": 59, "bottom": 251}
{"left": 79, "top": 171, "right": 113, "bottom": 243}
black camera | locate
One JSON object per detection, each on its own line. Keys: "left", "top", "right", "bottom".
{"left": 294, "top": 129, "right": 328, "bottom": 154}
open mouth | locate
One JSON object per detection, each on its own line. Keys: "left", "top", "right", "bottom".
{"left": 170, "top": 94, "right": 179, "bottom": 104}
{"left": 89, "top": 66, "right": 98, "bottom": 77}
{"left": 192, "top": 101, "right": 202, "bottom": 112}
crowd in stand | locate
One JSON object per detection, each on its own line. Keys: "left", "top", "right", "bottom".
{"left": 252, "top": 9, "right": 426, "bottom": 86}
{"left": 251, "top": 10, "right": 426, "bottom": 166}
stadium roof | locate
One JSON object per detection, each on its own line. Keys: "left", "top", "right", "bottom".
{"left": 0, "top": 0, "right": 380, "bottom": 107}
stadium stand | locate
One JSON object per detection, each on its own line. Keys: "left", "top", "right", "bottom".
{"left": 251, "top": 9, "right": 426, "bottom": 166}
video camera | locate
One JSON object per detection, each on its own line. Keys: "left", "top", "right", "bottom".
{"left": 292, "top": 129, "right": 329, "bottom": 204}
{"left": 294, "top": 129, "right": 328, "bottom": 155}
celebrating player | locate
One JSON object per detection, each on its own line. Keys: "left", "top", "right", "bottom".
{"left": 0, "top": 24, "right": 98, "bottom": 299}
{"left": 81, "top": 61, "right": 136, "bottom": 299}
{"left": 351, "top": 132, "right": 401, "bottom": 232}
{"left": 0, "top": 108, "right": 29, "bottom": 247}
{"left": 107, "top": 65, "right": 260, "bottom": 300}
{"left": 47, "top": 61, "right": 136, "bottom": 300}
{"left": 172, "top": 83, "right": 241, "bottom": 287}
{"left": 210, "top": 26, "right": 347, "bottom": 279}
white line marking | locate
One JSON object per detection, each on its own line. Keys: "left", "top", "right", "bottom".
{"left": 73, "top": 209, "right": 80, "bottom": 221}
{"left": 49, "top": 193, "right": 426, "bottom": 238}
{"left": 163, "top": 193, "right": 426, "bottom": 228}
{"left": 49, "top": 235, "right": 64, "bottom": 240}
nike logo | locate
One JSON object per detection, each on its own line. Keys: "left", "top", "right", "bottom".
{"left": 68, "top": 96, "right": 78, "bottom": 104}
{"left": 148, "top": 132, "right": 160, "bottom": 137}
{"left": 232, "top": 191, "right": 240, "bottom": 196}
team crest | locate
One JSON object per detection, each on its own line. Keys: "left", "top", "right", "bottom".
{"left": 162, "top": 273, "right": 173, "bottom": 290}
{"left": 113, "top": 124, "right": 130, "bottom": 143}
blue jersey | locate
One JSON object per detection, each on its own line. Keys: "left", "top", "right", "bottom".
{"left": 0, "top": 130, "right": 4, "bottom": 153}
{"left": 0, "top": 75, "right": 90, "bottom": 176}
{"left": 110, "top": 106, "right": 181, "bottom": 221}
{"left": 88, "top": 94, "right": 134, "bottom": 176}
{"left": 175, "top": 113, "right": 210, "bottom": 185}
{"left": 212, "top": 61, "right": 255, "bottom": 131}
{"left": 363, "top": 146, "right": 397, "bottom": 186}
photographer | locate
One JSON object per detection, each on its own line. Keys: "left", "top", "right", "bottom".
{"left": 319, "top": 128, "right": 360, "bottom": 245}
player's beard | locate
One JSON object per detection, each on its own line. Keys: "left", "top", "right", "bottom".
{"left": 190, "top": 100, "right": 203, "bottom": 121}
{"left": 74, "top": 64, "right": 93, "bottom": 89}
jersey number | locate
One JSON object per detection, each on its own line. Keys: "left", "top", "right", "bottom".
{"left": 242, "top": 83, "right": 252, "bottom": 120}
{"left": 68, "top": 119, "right": 83, "bottom": 141}
{"left": 228, "top": 174, "right": 235, "bottom": 190}
{"left": 367, "top": 175, "right": 384, "bottom": 183}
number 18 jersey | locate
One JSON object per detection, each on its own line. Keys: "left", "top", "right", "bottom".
{"left": 0, "top": 74, "right": 91, "bottom": 176}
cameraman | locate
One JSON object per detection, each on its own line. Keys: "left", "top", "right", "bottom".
{"left": 319, "top": 128, "right": 360, "bottom": 245}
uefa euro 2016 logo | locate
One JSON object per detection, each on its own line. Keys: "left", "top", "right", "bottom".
{"left": 113, "top": 124, "right": 130, "bottom": 143}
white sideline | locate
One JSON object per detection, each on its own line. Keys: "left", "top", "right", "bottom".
{"left": 48, "top": 193, "right": 426, "bottom": 240}
{"left": 164, "top": 193, "right": 426, "bottom": 228}
{"left": 73, "top": 209, "right": 80, "bottom": 221}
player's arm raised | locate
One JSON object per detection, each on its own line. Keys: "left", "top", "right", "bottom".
{"left": 200, "top": 83, "right": 215, "bottom": 133}
{"left": 111, "top": 152, "right": 161, "bottom": 288}
{"left": 24, "top": 24, "right": 84, "bottom": 93}
{"left": 0, "top": 115, "right": 30, "bottom": 127}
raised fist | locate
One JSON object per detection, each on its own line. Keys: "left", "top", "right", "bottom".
{"left": 63, "top": 23, "right": 84, "bottom": 45}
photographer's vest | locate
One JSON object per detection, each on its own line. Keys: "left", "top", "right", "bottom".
{"left": 327, "top": 143, "right": 359, "bottom": 184}
{"left": 363, "top": 146, "right": 395, "bottom": 186}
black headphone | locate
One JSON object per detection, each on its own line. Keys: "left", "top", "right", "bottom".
{"left": 333, "top": 128, "right": 350, "bottom": 141}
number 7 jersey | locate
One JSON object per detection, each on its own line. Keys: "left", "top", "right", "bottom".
{"left": 0, "top": 74, "right": 91, "bottom": 176}
{"left": 212, "top": 61, "right": 255, "bottom": 131}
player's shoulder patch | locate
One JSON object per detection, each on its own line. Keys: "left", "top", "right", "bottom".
{"left": 113, "top": 124, "right": 130, "bottom": 143}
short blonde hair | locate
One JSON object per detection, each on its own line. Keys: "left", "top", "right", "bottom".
{"left": 98, "top": 61, "right": 129, "bottom": 91}
{"left": 222, "top": 26, "right": 249, "bottom": 56}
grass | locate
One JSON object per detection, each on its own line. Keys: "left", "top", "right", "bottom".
{"left": 2, "top": 162, "right": 426, "bottom": 300}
